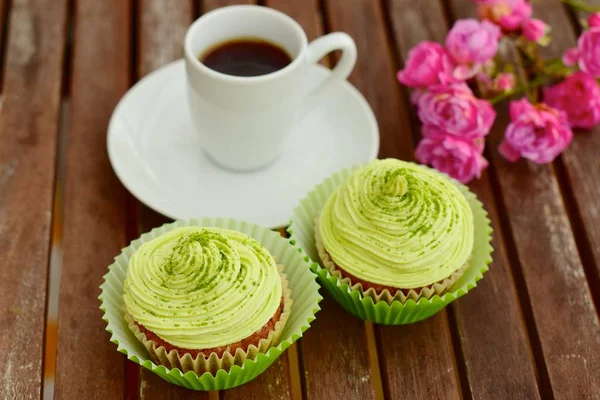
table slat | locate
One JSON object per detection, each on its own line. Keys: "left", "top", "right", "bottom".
{"left": 204, "top": 0, "right": 253, "bottom": 11}
{"left": 191, "top": 1, "right": 299, "bottom": 399}
{"left": 449, "top": 1, "right": 600, "bottom": 397}
{"left": 266, "top": 1, "right": 382, "bottom": 398}
{"left": 54, "top": 1, "right": 131, "bottom": 398}
{"left": 0, "top": 0, "right": 67, "bottom": 398}
{"left": 536, "top": 0, "right": 600, "bottom": 313}
{"left": 386, "top": 1, "right": 541, "bottom": 398}
{"left": 136, "top": 0, "right": 202, "bottom": 397}
{"left": 321, "top": 0, "right": 462, "bottom": 396}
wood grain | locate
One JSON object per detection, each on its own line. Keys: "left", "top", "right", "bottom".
{"left": 376, "top": 314, "right": 459, "bottom": 399}
{"left": 299, "top": 297, "right": 377, "bottom": 399}
{"left": 321, "top": 0, "right": 460, "bottom": 397}
{"left": 0, "top": 0, "right": 67, "bottom": 398}
{"left": 265, "top": 1, "right": 381, "bottom": 398}
{"left": 386, "top": 1, "right": 541, "bottom": 398}
{"left": 222, "top": 356, "right": 292, "bottom": 400}
{"left": 537, "top": 0, "right": 600, "bottom": 306}
{"left": 455, "top": 173, "right": 541, "bottom": 400}
{"left": 54, "top": 1, "right": 130, "bottom": 398}
{"left": 449, "top": 1, "right": 600, "bottom": 397}
{"left": 203, "top": 0, "right": 254, "bottom": 12}
{"left": 136, "top": 1, "right": 203, "bottom": 398}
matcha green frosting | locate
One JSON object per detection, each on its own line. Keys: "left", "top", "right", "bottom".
{"left": 123, "top": 227, "right": 282, "bottom": 349}
{"left": 319, "top": 159, "right": 474, "bottom": 289}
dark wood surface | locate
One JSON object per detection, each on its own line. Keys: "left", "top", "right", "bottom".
{"left": 1, "top": 0, "right": 599, "bottom": 399}
{"left": 55, "top": 1, "right": 131, "bottom": 399}
{"left": 0, "top": 0, "right": 67, "bottom": 398}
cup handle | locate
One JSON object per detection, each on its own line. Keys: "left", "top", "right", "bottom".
{"left": 304, "top": 32, "right": 357, "bottom": 108}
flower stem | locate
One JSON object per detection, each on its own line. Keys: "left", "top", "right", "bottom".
{"left": 488, "top": 58, "right": 568, "bottom": 105}
{"left": 560, "top": 0, "right": 600, "bottom": 12}
{"left": 489, "top": 75, "right": 550, "bottom": 104}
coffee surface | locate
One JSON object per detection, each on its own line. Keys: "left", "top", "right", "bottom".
{"left": 200, "top": 38, "right": 292, "bottom": 77}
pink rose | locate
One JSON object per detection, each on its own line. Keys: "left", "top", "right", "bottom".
{"left": 562, "top": 47, "right": 580, "bottom": 66}
{"left": 494, "top": 72, "right": 515, "bottom": 92}
{"left": 416, "top": 131, "right": 488, "bottom": 183}
{"left": 397, "top": 41, "right": 455, "bottom": 88}
{"left": 543, "top": 71, "right": 600, "bottom": 129}
{"left": 588, "top": 12, "right": 600, "bottom": 28}
{"left": 477, "top": 0, "right": 532, "bottom": 31}
{"left": 446, "top": 19, "right": 501, "bottom": 65}
{"left": 417, "top": 84, "right": 496, "bottom": 140}
{"left": 522, "top": 19, "right": 547, "bottom": 42}
{"left": 578, "top": 27, "right": 600, "bottom": 77}
{"left": 499, "top": 99, "right": 573, "bottom": 163}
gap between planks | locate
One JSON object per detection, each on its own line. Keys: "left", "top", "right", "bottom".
{"left": 42, "top": 0, "right": 74, "bottom": 395}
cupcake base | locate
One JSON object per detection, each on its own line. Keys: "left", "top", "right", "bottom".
{"left": 125, "top": 266, "right": 293, "bottom": 375}
{"left": 314, "top": 217, "right": 469, "bottom": 305}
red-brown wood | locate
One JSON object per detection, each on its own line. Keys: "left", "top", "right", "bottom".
{"left": 320, "top": 0, "right": 461, "bottom": 397}
{"left": 54, "top": 1, "right": 131, "bottom": 398}
{"left": 537, "top": 0, "right": 600, "bottom": 311}
{"left": 448, "top": 1, "right": 600, "bottom": 397}
{"left": 387, "top": 1, "right": 541, "bottom": 398}
{"left": 2, "top": 1, "right": 598, "bottom": 398}
{"left": 455, "top": 175, "right": 541, "bottom": 400}
{"left": 136, "top": 1, "right": 203, "bottom": 398}
{"left": 266, "top": 1, "right": 382, "bottom": 398}
{"left": 203, "top": 0, "right": 253, "bottom": 12}
{"left": 325, "top": 0, "right": 413, "bottom": 161}
{"left": 0, "top": 0, "right": 67, "bottom": 398}
{"left": 299, "top": 297, "right": 377, "bottom": 399}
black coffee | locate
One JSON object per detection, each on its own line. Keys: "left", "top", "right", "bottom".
{"left": 200, "top": 38, "right": 292, "bottom": 77}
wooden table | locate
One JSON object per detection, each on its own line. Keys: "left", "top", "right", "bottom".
{"left": 1, "top": 0, "right": 600, "bottom": 399}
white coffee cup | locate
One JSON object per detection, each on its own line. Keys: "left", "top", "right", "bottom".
{"left": 184, "top": 5, "right": 357, "bottom": 171}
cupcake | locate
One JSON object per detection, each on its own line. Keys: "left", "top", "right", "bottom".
{"left": 123, "top": 226, "right": 292, "bottom": 375}
{"left": 315, "top": 159, "right": 475, "bottom": 304}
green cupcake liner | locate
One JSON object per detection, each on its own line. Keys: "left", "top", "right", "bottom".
{"left": 288, "top": 165, "right": 493, "bottom": 325}
{"left": 99, "top": 218, "right": 323, "bottom": 390}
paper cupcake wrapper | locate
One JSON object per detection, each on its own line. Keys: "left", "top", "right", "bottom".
{"left": 125, "top": 267, "right": 293, "bottom": 375}
{"left": 288, "top": 165, "right": 493, "bottom": 325}
{"left": 315, "top": 219, "right": 469, "bottom": 303}
{"left": 99, "top": 218, "right": 322, "bottom": 390}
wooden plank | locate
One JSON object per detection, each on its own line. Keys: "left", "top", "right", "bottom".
{"left": 266, "top": 1, "right": 383, "bottom": 398}
{"left": 448, "top": 1, "right": 600, "bottom": 397}
{"left": 267, "top": 0, "right": 322, "bottom": 43}
{"left": 320, "top": 0, "right": 461, "bottom": 397}
{"left": 54, "top": 1, "right": 130, "bottom": 398}
{"left": 0, "top": 0, "right": 7, "bottom": 92}
{"left": 0, "top": 0, "right": 67, "bottom": 398}
{"left": 136, "top": 1, "right": 204, "bottom": 398}
{"left": 203, "top": 0, "right": 253, "bottom": 11}
{"left": 326, "top": 0, "right": 413, "bottom": 161}
{"left": 454, "top": 174, "right": 541, "bottom": 400}
{"left": 537, "top": 0, "right": 600, "bottom": 307}
{"left": 376, "top": 314, "right": 459, "bottom": 399}
{"left": 298, "top": 297, "right": 376, "bottom": 399}
{"left": 385, "top": 1, "right": 541, "bottom": 398}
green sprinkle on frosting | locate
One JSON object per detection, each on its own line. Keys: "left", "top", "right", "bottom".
{"left": 319, "top": 159, "right": 474, "bottom": 289}
{"left": 123, "top": 227, "right": 282, "bottom": 349}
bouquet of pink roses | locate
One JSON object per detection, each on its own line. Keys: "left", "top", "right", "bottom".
{"left": 398, "top": 0, "right": 600, "bottom": 183}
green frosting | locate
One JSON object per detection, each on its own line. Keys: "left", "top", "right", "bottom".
{"left": 319, "top": 159, "right": 474, "bottom": 289}
{"left": 123, "top": 227, "right": 282, "bottom": 349}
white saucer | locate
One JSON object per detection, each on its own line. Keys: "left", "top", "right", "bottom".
{"left": 108, "top": 60, "right": 379, "bottom": 228}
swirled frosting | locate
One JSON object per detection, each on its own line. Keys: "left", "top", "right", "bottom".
{"left": 319, "top": 159, "right": 474, "bottom": 288}
{"left": 123, "top": 227, "right": 282, "bottom": 349}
